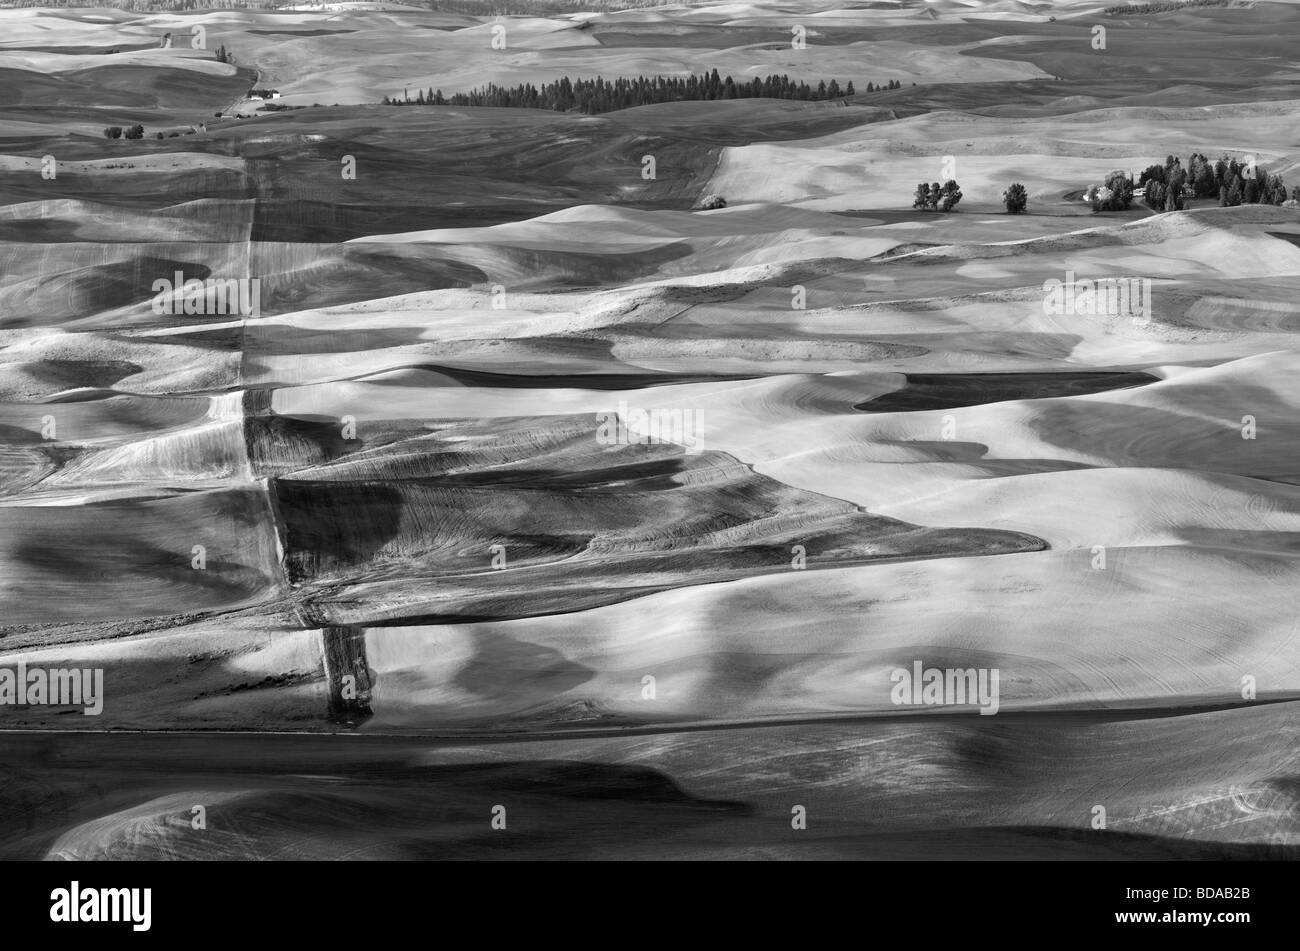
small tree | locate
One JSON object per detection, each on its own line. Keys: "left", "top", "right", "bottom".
{"left": 1091, "top": 171, "right": 1134, "bottom": 212}
{"left": 928, "top": 182, "right": 941, "bottom": 211}
{"left": 1137, "top": 164, "right": 1165, "bottom": 188}
{"left": 912, "top": 182, "right": 932, "bottom": 210}
{"left": 1104, "top": 170, "right": 1134, "bottom": 210}
{"left": 1002, "top": 182, "right": 1028, "bottom": 214}
{"left": 1144, "top": 180, "right": 1165, "bottom": 210}
{"left": 1164, "top": 183, "right": 1181, "bottom": 212}
{"left": 1193, "top": 163, "right": 1215, "bottom": 198}
{"left": 1168, "top": 166, "right": 1187, "bottom": 196}
{"left": 124, "top": 124, "right": 144, "bottom": 139}
{"left": 1223, "top": 176, "right": 1244, "bottom": 207}
{"left": 103, "top": 126, "right": 122, "bottom": 139}
{"left": 939, "top": 179, "right": 962, "bottom": 212}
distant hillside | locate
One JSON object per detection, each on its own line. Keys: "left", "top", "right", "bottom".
{"left": 1103, "top": 0, "right": 1252, "bottom": 14}
{"left": 0, "top": 0, "right": 678, "bottom": 9}
{"left": 385, "top": 72, "right": 886, "bottom": 115}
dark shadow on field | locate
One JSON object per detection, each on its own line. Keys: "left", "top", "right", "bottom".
{"left": 0, "top": 423, "right": 50, "bottom": 446}
{"left": 449, "top": 627, "right": 596, "bottom": 703}
{"left": 0, "top": 100, "right": 875, "bottom": 238}
{"left": 236, "top": 241, "right": 691, "bottom": 316}
{"left": 264, "top": 412, "right": 1046, "bottom": 622}
{"left": 1, "top": 726, "right": 1293, "bottom": 858}
{"left": 6, "top": 531, "right": 272, "bottom": 626}
{"left": 18, "top": 359, "right": 141, "bottom": 390}
{"left": 407, "top": 365, "right": 764, "bottom": 390}
{"left": 0, "top": 750, "right": 753, "bottom": 860}
{"left": 4, "top": 43, "right": 160, "bottom": 55}
{"left": 243, "top": 247, "right": 485, "bottom": 314}
{"left": 1028, "top": 386, "right": 1300, "bottom": 480}
{"left": 244, "top": 414, "right": 355, "bottom": 476}
{"left": 0, "top": 62, "right": 249, "bottom": 114}
{"left": 137, "top": 324, "right": 245, "bottom": 350}
{"left": 1, "top": 256, "right": 208, "bottom": 325}
{"left": 246, "top": 28, "right": 355, "bottom": 37}
{"left": 1265, "top": 231, "right": 1300, "bottom": 251}
{"left": 856, "top": 370, "right": 1159, "bottom": 412}
{"left": 272, "top": 480, "right": 407, "bottom": 584}
{"left": 958, "top": 10, "right": 1300, "bottom": 83}
{"left": 344, "top": 525, "right": 1043, "bottom": 628}
{"left": 840, "top": 332, "right": 1087, "bottom": 365}
{"left": 0, "top": 219, "right": 82, "bottom": 242}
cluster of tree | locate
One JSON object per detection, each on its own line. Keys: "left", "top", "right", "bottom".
{"left": 1084, "top": 170, "right": 1136, "bottom": 212}
{"left": 2, "top": 0, "right": 271, "bottom": 7}
{"left": 383, "top": 71, "right": 881, "bottom": 114}
{"left": 1103, "top": 0, "right": 1246, "bottom": 14}
{"left": 912, "top": 180, "right": 963, "bottom": 212}
{"left": 1138, "top": 153, "right": 1288, "bottom": 210}
{"left": 368, "top": 0, "right": 750, "bottom": 12}
{"left": 104, "top": 124, "right": 196, "bottom": 139}
{"left": 215, "top": 44, "right": 233, "bottom": 64}
{"left": 247, "top": 88, "right": 280, "bottom": 98}
{"left": 1003, "top": 183, "right": 1028, "bottom": 214}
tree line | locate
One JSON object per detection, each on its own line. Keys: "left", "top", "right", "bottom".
{"left": 2, "top": 0, "right": 272, "bottom": 7}
{"left": 1080, "top": 153, "right": 1293, "bottom": 214}
{"left": 1103, "top": 0, "right": 1246, "bottom": 14}
{"left": 104, "top": 124, "right": 198, "bottom": 139}
{"left": 383, "top": 71, "right": 898, "bottom": 114}
{"left": 911, "top": 180, "right": 963, "bottom": 212}
{"left": 910, "top": 180, "right": 1030, "bottom": 214}
{"left": 1138, "top": 153, "right": 1291, "bottom": 211}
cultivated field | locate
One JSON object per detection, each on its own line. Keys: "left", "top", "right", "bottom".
{"left": 1, "top": 0, "right": 1298, "bottom": 859}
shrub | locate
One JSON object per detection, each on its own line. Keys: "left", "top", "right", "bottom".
{"left": 696, "top": 194, "right": 727, "bottom": 210}
{"left": 1089, "top": 171, "right": 1134, "bottom": 212}
{"left": 939, "top": 179, "right": 962, "bottom": 212}
{"left": 1002, "top": 182, "right": 1028, "bottom": 214}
